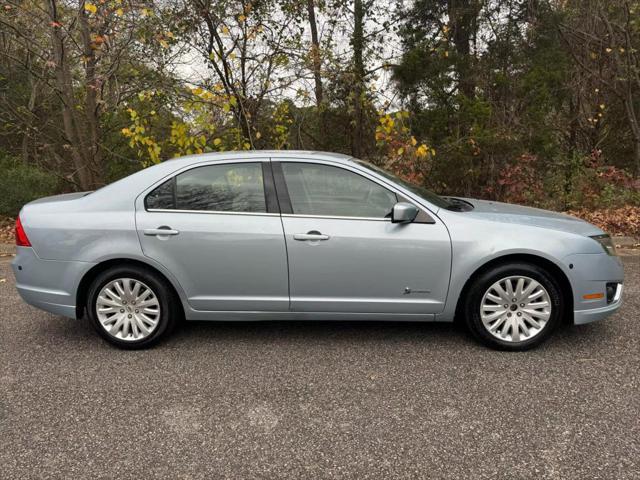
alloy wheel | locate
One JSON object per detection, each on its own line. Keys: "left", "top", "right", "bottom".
{"left": 95, "top": 278, "right": 161, "bottom": 341}
{"left": 480, "top": 275, "right": 552, "bottom": 343}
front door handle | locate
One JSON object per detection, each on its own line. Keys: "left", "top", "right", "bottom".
{"left": 293, "top": 231, "right": 330, "bottom": 241}
{"left": 143, "top": 227, "right": 180, "bottom": 236}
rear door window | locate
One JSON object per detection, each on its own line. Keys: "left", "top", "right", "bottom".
{"left": 145, "top": 162, "right": 266, "bottom": 213}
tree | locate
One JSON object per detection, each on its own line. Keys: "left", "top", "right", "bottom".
{"left": 559, "top": 0, "right": 640, "bottom": 177}
{"left": 176, "top": 0, "right": 302, "bottom": 148}
{"left": 1, "top": 0, "right": 171, "bottom": 189}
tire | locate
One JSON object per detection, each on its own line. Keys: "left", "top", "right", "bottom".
{"left": 86, "top": 265, "right": 179, "bottom": 349}
{"left": 464, "top": 263, "right": 563, "bottom": 351}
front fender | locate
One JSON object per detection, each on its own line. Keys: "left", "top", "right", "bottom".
{"left": 435, "top": 212, "right": 603, "bottom": 321}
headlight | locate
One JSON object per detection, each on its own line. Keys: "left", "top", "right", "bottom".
{"left": 590, "top": 234, "right": 617, "bottom": 256}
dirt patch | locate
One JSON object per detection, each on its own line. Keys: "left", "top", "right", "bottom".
{"left": 0, "top": 216, "right": 13, "bottom": 244}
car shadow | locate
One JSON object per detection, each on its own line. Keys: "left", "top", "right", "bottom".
{"left": 170, "top": 319, "right": 469, "bottom": 347}
{"left": 41, "top": 311, "right": 611, "bottom": 353}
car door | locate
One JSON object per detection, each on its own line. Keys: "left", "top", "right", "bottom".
{"left": 135, "top": 159, "right": 289, "bottom": 312}
{"left": 273, "top": 159, "right": 452, "bottom": 315}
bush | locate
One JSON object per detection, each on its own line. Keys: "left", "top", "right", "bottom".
{"left": 0, "top": 155, "right": 61, "bottom": 217}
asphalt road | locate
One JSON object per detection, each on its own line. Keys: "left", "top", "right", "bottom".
{"left": 1, "top": 256, "right": 638, "bottom": 480}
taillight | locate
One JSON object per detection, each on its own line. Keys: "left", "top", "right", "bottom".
{"left": 15, "top": 216, "right": 31, "bottom": 247}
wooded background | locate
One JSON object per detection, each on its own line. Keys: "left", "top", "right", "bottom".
{"left": 1, "top": 0, "right": 639, "bottom": 229}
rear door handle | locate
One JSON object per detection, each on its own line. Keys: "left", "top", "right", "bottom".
{"left": 143, "top": 227, "right": 180, "bottom": 236}
{"left": 293, "top": 231, "right": 330, "bottom": 241}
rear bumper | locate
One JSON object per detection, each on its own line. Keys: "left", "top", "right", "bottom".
{"left": 11, "top": 247, "right": 94, "bottom": 319}
{"left": 564, "top": 253, "right": 624, "bottom": 325}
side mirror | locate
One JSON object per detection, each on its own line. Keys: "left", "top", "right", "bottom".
{"left": 391, "top": 202, "right": 419, "bottom": 224}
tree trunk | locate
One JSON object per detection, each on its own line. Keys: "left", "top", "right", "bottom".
{"left": 307, "top": 0, "right": 323, "bottom": 107}
{"left": 448, "top": 0, "right": 479, "bottom": 99}
{"left": 351, "top": 0, "right": 365, "bottom": 158}
{"left": 47, "top": 0, "right": 98, "bottom": 190}
{"left": 78, "top": 3, "right": 103, "bottom": 186}
{"left": 21, "top": 74, "right": 39, "bottom": 164}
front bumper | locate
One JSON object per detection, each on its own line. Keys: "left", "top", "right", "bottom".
{"left": 563, "top": 253, "right": 624, "bottom": 325}
{"left": 574, "top": 283, "right": 623, "bottom": 325}
{"left": 11, "top": 246, "right": 94, "bottom": 319}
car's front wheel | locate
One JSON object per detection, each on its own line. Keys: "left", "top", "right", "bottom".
{"left": 464, "top": 263, "right": 564, "bottom": 350}
{"left": 87, "top": 265, "right": 178, "bottom": 349}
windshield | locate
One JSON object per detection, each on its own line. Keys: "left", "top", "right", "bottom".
{"left": 353, "top": 159, "right": 453, "bottom": 209}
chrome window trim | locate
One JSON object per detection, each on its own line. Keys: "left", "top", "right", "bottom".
{"left": 281, "top": 213, "right": 391, "bottom": 222}
{"left": 147, "top": 208, "right": 279, "bottom": 218}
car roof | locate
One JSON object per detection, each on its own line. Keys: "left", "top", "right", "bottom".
{"left": 165, "top": 150, "right": 354, "bottom": 166}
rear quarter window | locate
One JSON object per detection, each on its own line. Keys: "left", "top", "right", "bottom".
{"left": 145, "top": 178, "right": 174, "bottom": 210}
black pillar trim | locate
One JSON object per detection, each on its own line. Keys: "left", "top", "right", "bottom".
{"left": 270, "top": 161, "right": 293, "bottom": 214}
{"left": 261, "top": 161, "right": 280, "bottom": 214}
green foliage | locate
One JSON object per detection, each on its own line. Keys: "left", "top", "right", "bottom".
{"left": 0, "top": 154, "right": 61, "bottom": 217}
{"left": 0, "top": 0, "right": 637, "bottom": 213}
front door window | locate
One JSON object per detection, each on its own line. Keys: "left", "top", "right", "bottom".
{"left": 281, "top": 163, "right": 397, "bottom": 218}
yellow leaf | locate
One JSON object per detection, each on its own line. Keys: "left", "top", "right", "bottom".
{"left": 115, "top": 8, "right": 123, "bottom": 16}
{"left": 397, "top": 147, "right": 404, "bottom": 156}
{"left": 84, "top": 3, "right": 97, "bottom": 14}
{"left": 223, "top": 103, "right": 231, "bottom": 113}
{"left": 410, "top": 136, "right": 417, "bottom": 146}
{"left": 238, "top": 14, "right": 246, "bottom": 23}
{"left": 213, "top": 138, "right": 222, "bottom": 146}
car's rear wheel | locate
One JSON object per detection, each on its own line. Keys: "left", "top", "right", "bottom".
{"left": 87, "top": 265, "right": 178, "bottom": 349}
{"left": 464, "top": 263, "right": 563, "bottom": 351}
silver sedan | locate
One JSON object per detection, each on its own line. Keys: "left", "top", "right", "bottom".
{"left": 12, "top": 151, "right": 624, "bottom": 350}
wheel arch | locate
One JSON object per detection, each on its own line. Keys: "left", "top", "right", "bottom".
{"left": 76, "top": 258, "right": 186, "bottom": 320}
{"left": 454, "top": 253, "right": 574, "bottom": 323}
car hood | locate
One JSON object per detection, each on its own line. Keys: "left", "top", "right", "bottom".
{"left": 458, "top": 198, "right": 604, "bottom": 236}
